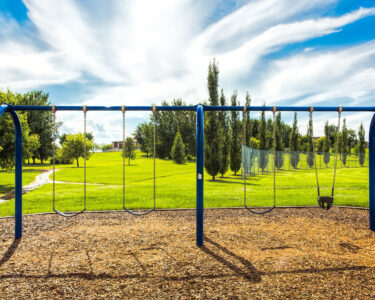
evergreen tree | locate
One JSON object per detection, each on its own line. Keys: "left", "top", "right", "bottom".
{"left": 323, "top": 121, "right": 331, "bottom": 167}
{"left": 274, "top": 112, "right": 284, "bottom": 170}
{"left": 204, "top": 60, "right": 222, "bottom": 180}
{"left": 258, "top": 105, "right": 268, "bottom": 171}
{"left": 307, "top": 114, "right": 314, "bottom": 168}
{"left": 219, "top": 89, "right": 230, "bottom": 177}
{"left": 340, "top": 118, "right": 348, "bottom": 166}
{"left": 289, "top": 112, "right": 300, "bottom": 168}
{"left": 245, "top": 92, "right": 251, "bottom": 146}
{"left": 358, "top": 123, "right": 365, "bottom": 166}
{"left": 230, "top": 91, "right": 241, "bottom": 175}
{"left": 171, "top": 131, "right": 186, "bottom": 164}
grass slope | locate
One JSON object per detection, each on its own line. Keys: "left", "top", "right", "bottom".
{"left": 0, "top": 151, "right": 369, "bottom": 217}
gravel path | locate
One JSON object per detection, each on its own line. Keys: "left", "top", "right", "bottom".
{"left": 0, "top": 207, "right": 374, "bottom": 299}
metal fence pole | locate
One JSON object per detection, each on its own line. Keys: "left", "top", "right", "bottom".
{"left": 196, "top": 105, "right": 204, "bottom": 246}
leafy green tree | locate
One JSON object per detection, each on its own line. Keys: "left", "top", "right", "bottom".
{"left": 340, "top": 118, "right": 348, "bottom": 166}
{"left": 0, "top": 91, "right": 30, "bottom": 170}
{"left": 323, "top": 121, "right": 331, "bottom": 167}
{"left": 204, "top": 60, "right": 222, "bottom": 180}
{"left": 289, "top": 112, "right": 300, "bottom": 168}
{"left": 24, "top": 134, "right": 40, "bottom": 164}
{"left": 100, "top": 144, "right": 112, "bottom": 151}
{"left": 171, "top": 131, "right": 186, "bottom": 164}
{"left": 274, "top": 112, "right": 284, "bottom": 170}
{"left": 19, "top": 90, "right": 58, "bottom": 164}
{"left": 61, "top": 133, "right": 94, "bottom": 167}
{"left": 123, "top": 137, "right": 136, "bottom": 165}
{"left": 219, "top": 89, "right": 230, "bottom": 177}
{"left": 85, "top": 132, "right": 94, "bottom": 141}
{"left": 307, "top": 114, "right": 314, "bottom": 168}
{"left": 229, "top": 91, "right": 241, "bottom": 175}
{"left": 59, "top": 133, "right": 68, "bottom": 146}
{"left": 134, "top": 122, "right": 153, "bottom": 157}
{"left": 358, "top": 123, "right": 365, "bottom": 166}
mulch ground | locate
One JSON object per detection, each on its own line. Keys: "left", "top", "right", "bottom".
{"left": 0, "top": 207, "right": 374, "bottom": 299}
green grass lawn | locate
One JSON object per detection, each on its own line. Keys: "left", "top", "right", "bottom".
{"left": 0, "top": 151, "right": 369, "bottom": 217}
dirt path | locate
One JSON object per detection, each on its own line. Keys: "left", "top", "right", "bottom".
{"left": 0, "top": 169, "right": 104, "bottom": 203}
{"left": 0, "top": 208, "right": 374, "bottom": 299}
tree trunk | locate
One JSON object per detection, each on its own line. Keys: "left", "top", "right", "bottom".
{"left": 212, "top": 175, "right": 215, "bottom": 181}
{"left": 76, "top": 158, "right": 79, "bottom": 168}
{"left": 128, "top": 157, "right": 130, "bottom": 166}
{"left": 32, "top": 157, "right": 36, "bottom": 164}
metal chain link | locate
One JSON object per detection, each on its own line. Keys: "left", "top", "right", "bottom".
{"left": 309, "top": 108, "right": 320, "bottom": 196}
{"left": 332, "top": 108, "right": 342, "bottom": 196}
{"left": 83, "top": 106, "right": 87, "bottom": 209}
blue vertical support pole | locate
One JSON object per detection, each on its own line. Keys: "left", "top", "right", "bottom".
{"left": 196, "top": 105, "right": 204, "bottom": 246}
{"left": 9, "top": 108, "right": 23, "bottom": 239}
{"left": 369, "top": 114, "right": 375, "bottom": 231}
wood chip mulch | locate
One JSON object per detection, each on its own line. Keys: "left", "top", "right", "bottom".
{"left": 0, "top": 207, "right": 374, "bottom": 299}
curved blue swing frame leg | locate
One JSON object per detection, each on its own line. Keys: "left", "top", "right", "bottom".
{"left": 369, "top": 114, "right": 375, "bottom": 232}
{"left": 1, "top": 105, "right": 23, "bottom": 239}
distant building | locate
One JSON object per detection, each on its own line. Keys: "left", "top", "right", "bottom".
{"left": 112, "top": 141, "right": 123, "bottom": 150}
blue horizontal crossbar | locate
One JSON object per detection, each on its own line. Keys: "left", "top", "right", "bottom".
{"left": 6, "top": 104, "right": 375, "bottom": 112}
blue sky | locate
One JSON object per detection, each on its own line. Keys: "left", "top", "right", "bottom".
{"left": 1, "top": 0, "right": 375, "bottom": 143}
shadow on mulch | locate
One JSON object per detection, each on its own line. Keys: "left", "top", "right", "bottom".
{"left": 0, "top": 239, "right": 21, "bottom": 267}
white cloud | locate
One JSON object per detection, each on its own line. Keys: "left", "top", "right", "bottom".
{"left": 0, "top": 0, "right": 375, "bottom": 142}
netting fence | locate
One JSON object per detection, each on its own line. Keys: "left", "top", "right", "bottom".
{"left": 242, "top": 145, "right": 368, "bottom": 177}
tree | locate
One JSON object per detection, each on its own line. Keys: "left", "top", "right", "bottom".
{"left": 24, "top": 134, "right": 40, "bottom": 164}
{"left": 85, "top": 132, "right": 94, "bottom": 141}
{"left": 274, "top": 112, "right": 284, "bottom": 170}
{"left": 340, "top": 118, "right": 348, "bottom": 166}
{"left": 229, "top": 91, "right": 241, "bottom": 175}
{"left": 307, "top": 114, "right": 314, "bottom": 168}
{"left": 171, "top": 131, "right": 186, "bottom": 164}
{"left": 245, "top": 92, "right": 251, "bottom": 146}
{"left": 0, "top": 90, "right": 30, "bottom": 170}
{"left": 61, "top": 133, "right": 94, "bottom": 167}
{"left": 59, "top": 133, "right": 68, "bottom": 146}
{"left": 134, "top": 122, "right": 153, "bottom": 157}
{"left": 19, "top": 90, "right": 57, "bottom": 164}
{"left": 289, "top": 112, "right": 299, "bottom": 169}
{"left": 218, "top": 89, "right": 230, "bottom": 177}
{"left": 358, "top": 123, "right": 365, "bottom": 166}
{"left": 323, "top": 121, "right": 331, "bottom": 167}
{"left": 204, "top": 60, "right": 222, "bottom": 180}
{"left": 123, "top": 137, "right": 136, "bottom": 165}
{"left": 258, "top": 105, "right": 268, "bottom": 171}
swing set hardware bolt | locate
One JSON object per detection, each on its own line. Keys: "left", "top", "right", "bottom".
{"left": 338, "top": 106, "right": 343, "bottom": 113}
{"left": 152, "top": 106, "right": 157, "bottom": 113}
{"left": 309, "top": 106, "right": 314, "bottom": 113}
{"left": 121, "top": 106, "right": 126, "bottom": 113}
{"left": 51, "top": 105, "right": 56, "bottom": 113}
{"left": 272, "top": 106, "right": 277, "bottom": 113}
{"left": 83, "top": 105, "right": 88, "bottom": 112}
{"left": 243, "top": 106, "right": 247, "bottom": 113}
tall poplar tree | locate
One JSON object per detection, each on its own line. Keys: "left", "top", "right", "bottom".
{"left": 289, "top": 112, "right": 300, "bottom": 168}
{"left": 341, "top": 118, "right": 348, "bottom": 166}
{"left": 323, "top": 121, "right": 331, "bottom": 167}
{"left": 245, "top": 92, "right": 251, "bottom": 146}
{"left": 358, "top": 123, "right": 365, "bottom": 166}
{"left": 230, "top": 91, "right": 241, "bottom": 175}
{"left": 274, "top": 112, "right": 284, "bottom": 170}
{"left": 204, "top": 60, "right": 222, "bottom": 180}
{"left": 259, "top": 105, "right": 268, "bottom": 171}
{"left": 219, "top": 89, "right": 230, "bottom": 177}
{"left": 307, "top": 115, "right": 314, "bottom": 168}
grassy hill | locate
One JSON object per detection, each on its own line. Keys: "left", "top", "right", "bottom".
{"left": 0, "top": 151, "right": 369, "bottom": 217}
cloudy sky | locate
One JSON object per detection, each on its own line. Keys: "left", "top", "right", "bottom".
{"left": 1, "top": 0, "right": 375, "bottom": 143}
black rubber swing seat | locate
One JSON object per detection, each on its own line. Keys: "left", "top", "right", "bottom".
{"left": 317, "top": 196, "right": 334, "bottom": 210}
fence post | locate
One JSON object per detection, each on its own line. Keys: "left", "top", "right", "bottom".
{"left": 369, "top": 114, "right": 375, "bottom": 231}
{"left": 196, "top": 105, "right": 204, "bottom": 246}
